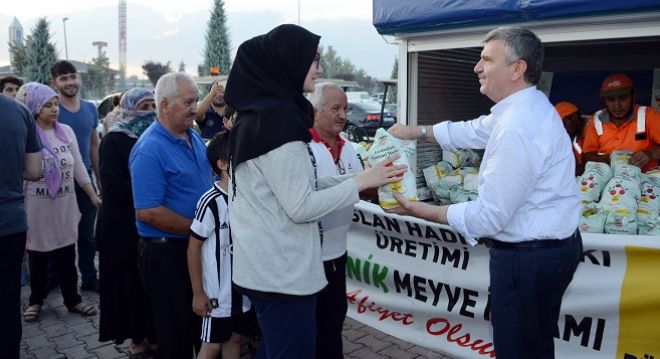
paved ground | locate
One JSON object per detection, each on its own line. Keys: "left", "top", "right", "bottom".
{"left": 19, "top": 285, "right": 453, "bottom": 359}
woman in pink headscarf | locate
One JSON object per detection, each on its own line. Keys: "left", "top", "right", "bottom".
{"left": 21, "top": 82, "right": 101, "bottom": 323}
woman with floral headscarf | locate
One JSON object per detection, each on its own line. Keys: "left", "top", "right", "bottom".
{"left": 96, "top": 88, "right": 157, "bottom": 357}
{"left": 224, "top": 24, "right": 406, "bottom": 358}
{"left": 21, "top": 82, "right": 100, "bottom": 322}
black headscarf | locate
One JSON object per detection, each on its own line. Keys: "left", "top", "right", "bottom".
{"left": 224, "top": 24, "right": 320, "bottom": 176}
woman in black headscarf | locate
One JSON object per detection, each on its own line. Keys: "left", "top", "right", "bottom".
{"left": 224, "top": 24, "right": 405, "bottom": 358}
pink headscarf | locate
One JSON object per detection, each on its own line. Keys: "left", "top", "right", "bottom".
{"left": 23, "top": 82, "right": 69, "bottom": 199}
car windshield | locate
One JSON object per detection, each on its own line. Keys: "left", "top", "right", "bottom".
{"left": 354, "top": 102, "right": 383, "bottom": 111}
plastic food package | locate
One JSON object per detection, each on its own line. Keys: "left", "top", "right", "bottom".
{"left": 422, "top": 161, "right": 453, "bottom": 187}
{"left": 600, "top": 165, "right": 641, "bottom": 234}
{"left": 610, "top": 150, "right": 634, "bottom": 171}
{"left": 579, "top": 203, "right": 606, "bottom": 233}
{"left": 463, "top": 172, "right": 479, "bottom": 192}
{"left": 637, "top": 174, "right": 660, "bottom": 235}
{"left": 368, "top": 128, "right": 418, "bottom": 209}
{"left": 442, "top": 149, "right": 481, "bottom": 168}
{"left": 577, "top": 162, "right": 613, "bottom": 203}
{"left": 351, "top": 141, "right": 369, "bottom": 165}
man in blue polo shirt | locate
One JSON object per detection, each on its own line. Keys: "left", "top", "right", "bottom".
{"left": 130, "top": 72, "right": 212, "bottom": 359}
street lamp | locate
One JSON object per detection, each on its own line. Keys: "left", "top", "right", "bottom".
{"left": 62, "top": 17, "right": 69, "bottom": 60}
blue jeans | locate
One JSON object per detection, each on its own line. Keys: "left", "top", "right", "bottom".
{"left": 74, "top": 178, "right": 98, "bottom": 285}
{"left": 251, "top": 295, "right": 317, "bottom": 359}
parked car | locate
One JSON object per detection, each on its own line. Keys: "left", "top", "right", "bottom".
{"left": 346, "top": 101, "right": 396, "bottom": 137}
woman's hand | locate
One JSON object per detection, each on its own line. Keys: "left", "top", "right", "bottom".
{"left": 353, "top": 154, "right": 407, "bottom": 192}
{"left": 91, "top": 195, "right": 102, "bottom": 209}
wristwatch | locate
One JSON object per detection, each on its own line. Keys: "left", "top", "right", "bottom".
{"left": 420, "top": 125, "right": 427, "bottom": 139}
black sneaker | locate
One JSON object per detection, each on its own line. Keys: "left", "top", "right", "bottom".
{"left": 80, "top": 280, "right": 99, "bottom": 292}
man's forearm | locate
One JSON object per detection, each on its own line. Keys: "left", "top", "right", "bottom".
{"left": 195, "top": 94, "right": 213, "bottom": 123}
{"left": 137, "top": 206, "right": 193, "bottom": 235}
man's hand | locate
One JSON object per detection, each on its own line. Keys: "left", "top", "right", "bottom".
{"left": 629, "top": 150, "right": 651, "bottom": 168}
{"left": 385, "top": 192, "right": 449, "bottom": 224}
{"left": 192, "top": 291, "right": 212, "bottom": 317}
{"left": 388, "top": 124, "right": 420, "bottom": 140}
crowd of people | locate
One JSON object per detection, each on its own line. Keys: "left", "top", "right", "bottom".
{"left": 1, "top": 22, "right": 659, "bottom": 359}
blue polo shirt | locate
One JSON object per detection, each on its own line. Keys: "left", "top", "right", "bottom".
{"left": 199, "top": 106, "right": 225, "bottom": 139}
{"left": 129, "top": 120, "right": 213, "bottom": 238}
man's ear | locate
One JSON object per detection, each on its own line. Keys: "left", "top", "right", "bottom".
{"left": 512, "top": 59, "right": 527, "bottom": 82}
{"left": 159, "top": 99, "right": 168, "bottom": 115}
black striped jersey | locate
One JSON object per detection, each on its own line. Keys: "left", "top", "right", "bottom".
{"left": 190, "top": 183, "right": 250, "bottom": 318}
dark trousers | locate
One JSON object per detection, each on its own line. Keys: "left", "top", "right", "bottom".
{"left": 0, "top": 232, "right": 27, "bottom": 359}
{"left": 251, "top": 295, "right": 317, "bottom": 359}
{"left": 138, "top": 239, "right": 199, "bottom": 359}
{"left": 315, "top": 253, "right": 347, "bottom": 359}
{"left": 489, "top": 232, "right": 583, "bottom": 359}
{"left": 47, "top": 179, "right": 98, "bottom": 286}
{"left": 28, "top": 244, "right": 81, "bottom": 308}
{"left": 75, "top": 179, "right": 98, "bottom": 285}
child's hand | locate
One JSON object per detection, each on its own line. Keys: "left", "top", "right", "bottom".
{"left": 192, "top": 292, "right": 212, "bottom": 317}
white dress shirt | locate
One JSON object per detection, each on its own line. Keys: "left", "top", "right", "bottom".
{"left": 432, "top": 86, "right": 581, "bottom": 245}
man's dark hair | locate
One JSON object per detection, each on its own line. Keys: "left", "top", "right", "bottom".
{"left": 223, "top": 105, "right": 235, "bottom": 120}
{"left": 207, "top": 130, "right": 231, "bottom": 176}
{"left": 50, "top": 60, "right": 78, "bottom": 79}
{"left": 0, "top": 76, "right": 23, "bottom": 91}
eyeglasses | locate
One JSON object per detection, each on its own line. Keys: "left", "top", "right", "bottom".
{"left": 336, "top": 158, "right": 346, "bottom": 175}
{"left": 313, "top": 53, "right": 321, "bottom": 69}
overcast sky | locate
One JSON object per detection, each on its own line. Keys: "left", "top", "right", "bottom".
{"left": 0, "top": 0, "right": 398, "bottom": 79}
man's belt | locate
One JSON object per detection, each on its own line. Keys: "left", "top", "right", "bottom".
{"left": 140, "top": 236, "right": 185, "bottom": 244}
{"left": 480, "top": 231, "right": 577, "bottom": 250}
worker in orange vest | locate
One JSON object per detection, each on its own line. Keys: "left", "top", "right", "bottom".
{"left": 582, "top": 73, "right": 660, "bottom": 172}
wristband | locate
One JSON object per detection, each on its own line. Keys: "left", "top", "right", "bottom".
{"left": 420, "top": 125, "right": 427, "bottom": 139}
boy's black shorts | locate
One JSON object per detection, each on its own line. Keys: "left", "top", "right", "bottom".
{"left": 200, "top": 310, "right": 255, "bottom": 344}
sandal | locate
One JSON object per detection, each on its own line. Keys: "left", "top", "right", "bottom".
{"left": 23, "top": 305, "right": 41, "bottom": 322}
{"left": 68, "top": 302, "right": 97, "bottom": 316}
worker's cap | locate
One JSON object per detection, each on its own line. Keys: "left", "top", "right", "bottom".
{"left": 600, "top": 73, "right": 634, "bottom": 97}
{"left": 554, "top": 102, "right": 579, "bottom": 120}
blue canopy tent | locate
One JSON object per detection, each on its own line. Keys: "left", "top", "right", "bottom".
{"left": 373, "top": 0, "right": 660, "bottom": 35}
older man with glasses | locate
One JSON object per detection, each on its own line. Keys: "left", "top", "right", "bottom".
{"left": 308, "top": 82, "right": 364, "bottom": 359}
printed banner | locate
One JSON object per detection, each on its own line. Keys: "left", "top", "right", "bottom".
{"left": 346, "top": 201, "right": 660, "bottom": 359}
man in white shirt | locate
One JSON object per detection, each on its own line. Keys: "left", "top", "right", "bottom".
{"left": 389, "top": 26, "right": 582, "bottom": 359}
{"left": 309, "top": 83, "right": 363, "bottom": 359}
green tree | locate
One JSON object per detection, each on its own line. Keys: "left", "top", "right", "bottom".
{"left": 201, "top": 0, "right": 232, "bottom": 76}
{"left": 178, "top": 59, "right": 186, "bottom": 73}
{"left": 142, "top": 60, "right": 172, "bottom": 86}
{"left": 9, "top": 42, "right": 27, "bottom": 76}
{"left": 24, "top": 17, "right": 58, "bottom": 84}
{"left": 86, "top": 51, "right": 116, "bottom": 98}
{"left": 389, "top": 57, "right": 398, "bottom": 103}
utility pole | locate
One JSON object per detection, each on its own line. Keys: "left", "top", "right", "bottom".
{"left": 92, "top": 41, "right": 108, "bottom": 58}
{"left": 62, "top": 17, "right": 69, "bottom": 60}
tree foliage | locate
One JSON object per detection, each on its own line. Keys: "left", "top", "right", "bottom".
{"left": 178, "top": 59, "right": 186, "bottom": 73}
{"left": 142, "top": 60, "right": 172, "bottom": 86}
{"left": 320, "top": 45, "right": 383, "bottom": 94}
{"left": 9, "top": 42, "right": 27, "bottom": 76}
{"left": 201, "top": 0, "right": 232, "bottom": 76}
{"left": 24, "top": 17, "right": 58, "bottom": 84}
{"left": 84, "top": 52, "right": 116, "bottom": 98}
{"left": 389, "top": 57, "right": 398, "bottom": 103}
